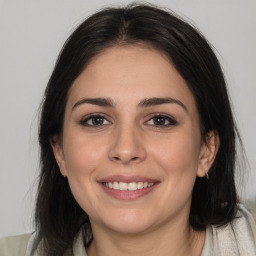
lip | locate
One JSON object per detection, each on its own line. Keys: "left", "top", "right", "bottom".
{"left": 97, "top": 175, "right": 160, "bottom": 200}
{"left": 97, "top": 175, "right": 159, "bottom": 183}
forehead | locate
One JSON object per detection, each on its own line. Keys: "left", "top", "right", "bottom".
{"left": 67, "top": 45, "right": 197, "bottom": 113}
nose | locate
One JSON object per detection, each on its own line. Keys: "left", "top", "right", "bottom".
{"left": 108, "top": 124, "right": 147, "bottom": 165}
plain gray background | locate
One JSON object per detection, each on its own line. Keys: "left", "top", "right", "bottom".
{"left": 0, "top": 0, "right": 255, "bottom": 237}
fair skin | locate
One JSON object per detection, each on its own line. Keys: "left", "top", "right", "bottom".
{"left": 52, "top": 45, "right": 219, "bottom": 256}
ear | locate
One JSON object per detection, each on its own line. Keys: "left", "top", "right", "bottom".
{"left": 50, "top": 135, "right": 68, "bottom": 177}
{"left": 197, "top": 130, "right": 220, "bottom": 178}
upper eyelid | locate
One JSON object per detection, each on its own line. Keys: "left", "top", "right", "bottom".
{"left": 81, "top": 113, "right": 111, "bottom": 121}
{"left": 144, "top": 112, "right": 176, "bottom": 120}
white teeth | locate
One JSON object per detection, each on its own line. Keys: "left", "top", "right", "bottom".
{"left": 119, "top": 182, "right": 128, "bottom": 190}
{"left": 137, "top": 182, "right": 144, "bottom": 189}
{"left": 113, "top": 181, "right": 119, "bottom": 189}
{"left": 104, "top": 181, "right": 155, "bottom": 190}
{"left": 128, "top": 182, "right": 137, "bottom": 191}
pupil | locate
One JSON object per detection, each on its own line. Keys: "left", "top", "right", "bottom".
{"left": 92, "top": 117, "right": 103, "bottom": 125}
{"left": 154, "top": 117, "right": 165, "bottom": 125}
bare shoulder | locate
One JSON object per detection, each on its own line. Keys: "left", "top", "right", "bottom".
{"left": 0, "top": 234, "right": 31, "bottom": 256}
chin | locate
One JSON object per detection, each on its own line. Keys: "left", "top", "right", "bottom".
{"left": 97, "top": 210, "right": 157, "bottom": 235}
{"left": 108, "top": 221, "right": 153, "bottom": 235}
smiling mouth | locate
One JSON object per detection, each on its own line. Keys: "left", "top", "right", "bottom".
{"left": 98, "top": 176, "right": 159, "bottom": 200}
{"left": 102, "top": 181, "right": 155, "bottom": 191}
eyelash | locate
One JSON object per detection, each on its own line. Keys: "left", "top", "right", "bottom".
{"left": 79, "top": 113, "right": 178, "bottom": 128}
{"left": 146, "top": 114, "right": 178, "bottom": 127}
{"left": 79, "top": 114, "right": 111, "bottom": 127}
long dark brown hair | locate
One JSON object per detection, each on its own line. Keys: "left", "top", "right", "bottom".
{"left": 34, "top": 3, "right": 239, "bottom": 255}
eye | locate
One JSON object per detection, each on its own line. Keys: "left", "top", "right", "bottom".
{"left": 146, "top": 114, "right": 177, "bottom": 127}
{"left": 80, "top": 114, "right": 111, "bottom": 127}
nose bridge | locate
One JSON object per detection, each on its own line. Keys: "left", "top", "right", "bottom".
{"left": 108, "top": 121, "right": 146, "bottom": 164}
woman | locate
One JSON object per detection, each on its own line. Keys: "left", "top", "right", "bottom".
{"left": 1, "top": 3, "right": 256, "bottom": 256}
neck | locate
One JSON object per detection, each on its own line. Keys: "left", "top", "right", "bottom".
{"left": 86, "top": 216, "right": 205, "bottom": 256}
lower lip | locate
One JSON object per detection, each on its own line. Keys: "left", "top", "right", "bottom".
{"left": 99, "top": 183, "right": 158, "bottom": 200}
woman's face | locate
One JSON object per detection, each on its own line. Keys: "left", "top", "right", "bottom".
{"left": 52, "top": 45, "right": 217, "bottom": 235}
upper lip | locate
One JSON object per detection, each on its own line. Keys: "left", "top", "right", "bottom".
{"left": 97, "top": 175, "right": 160, "bottom": 183}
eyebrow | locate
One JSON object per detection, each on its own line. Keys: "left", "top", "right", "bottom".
{"left": 138, "top": 97, "right": 187, "bottom": 112}
{"left": 72, "top": 97, "right": 187, "bottom": 112}
{"left": 72, "top": 98, "right": 115, "bottom": 110}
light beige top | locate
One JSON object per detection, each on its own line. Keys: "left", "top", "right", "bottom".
{"left": 1, "top": 205, "right": 256, "bottom": 256}
{"left": 0, "top": 234, "right": 31, "bottom": 256}
{"left": 201, "top": 204, "right": 256, "bottom": 256}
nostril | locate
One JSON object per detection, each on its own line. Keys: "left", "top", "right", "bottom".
{"left": 112, "top": 156, "right": 139, "bottom": 163}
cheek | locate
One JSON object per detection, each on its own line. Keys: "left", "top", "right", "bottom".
{"left": 150, "top": 131, "right": 201, "bottom": 177}
{"left": 141, "top": 131, "right": 201, "bottom": 220}
{"left": 63, "top": 131, "right": 107, "bottom": 177}
{"left": 62, "top": 132, "right": 107, "bottom": 213}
